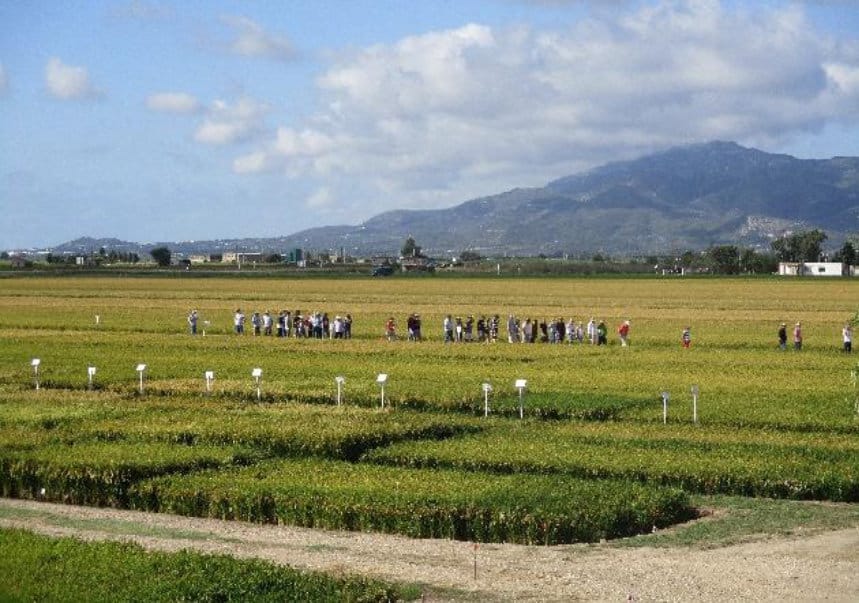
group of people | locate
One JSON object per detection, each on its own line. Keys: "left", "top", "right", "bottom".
{"left": 188, "top": 309, "right": 353, "bottom": 339}
{"left": 188, "top": 308, "right": 852, "bottom": 352}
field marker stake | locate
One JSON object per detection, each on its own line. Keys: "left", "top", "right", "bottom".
{"left": 661, "top": 391, "right": 669, "bottom": 424}
{"left": 515, "top": 379, "right": 527, "bottom": 419}
{"left": 136, "top": 364, "right": 147, "bottom": 394}
{"left": 252, "top": 368, "right": 263, "bottom": 401}
{"left": 482, "top": 382, "right": 492, "bottom": 417}
{"left": 205, "top": 370, "right": 214, "bottom": 394}
{"left": 87, "top": 366, "right": 96, "bottom": 390}
{"left": 691, "top": 384, "right": 699, "bottom": 423}
{"left": 335, "top": 376, "right": 345, "bottom": 406}
{"left": 31, "top": 358, "right": 40, "bottom": 390}
{"left": 376, "top": 374, "right": 388, "bottom": 409}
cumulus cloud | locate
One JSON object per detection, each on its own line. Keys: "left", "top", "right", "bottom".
{"left": 45, "top": 57, "right": 99, "bottom": 99}
{"left": 221, "top": 15, "right": 295, "bottom": 60}
{"left": 146, "top": 92, "right": 201, "bottom": 114}
{"left": 233, "top": 0, "right": 859, "bottom": 216}
{"left": 194, "top": 97, "right": 269, "bottom": 145}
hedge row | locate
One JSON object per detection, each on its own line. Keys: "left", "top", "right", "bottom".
{"left": 129, "top": 458, "right": 694, "bottom": 545}
{"left": 363, "top": 422, "right": 859, "bottom": 502}
{"left": 0, "top": 528, "right": 410, "bottom": 602}
{"left": 0, "top": 442, "right": 261, "bottom": 506}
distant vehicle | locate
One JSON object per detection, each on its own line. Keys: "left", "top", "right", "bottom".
{"left": 371, "top": 265, "right": 394, "bottom": 277}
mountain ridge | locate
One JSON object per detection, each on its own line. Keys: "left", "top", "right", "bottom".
{"left": 44, "top": 141, "right": 859, "bottom": 257}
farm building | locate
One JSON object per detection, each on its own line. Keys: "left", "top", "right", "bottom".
{"left": 778, "top": 262, "right": 847, "bottom": 276}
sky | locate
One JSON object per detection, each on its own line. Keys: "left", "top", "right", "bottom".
{"left": 2, "top": 0, "right": 859, "bottom": 250}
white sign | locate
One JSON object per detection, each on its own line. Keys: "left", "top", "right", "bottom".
{"left": 88, "top": 366, "right": 97, "bottom": 377}
{"left": 31, "top": 358, "right": 41, "bottom": 367}
{"left": 515, "top": 379, "right": 527, "bottom": 389}
{"left": 252, "top": 368, "right": 263, "bottom": 378}
{"left": 136, "top": 364, "right": 147, "bottom": 372}
{"left": 335, "top": 376, "right": 346, "bottom": 385}
{"left": 482, "top": 382, "right": 493, "bottom": 393}
{"left": 376, "top": 373, "right": 388, "bottom": 384}
{"left": 205, "top": 370, "right": 214, "bottom": 380}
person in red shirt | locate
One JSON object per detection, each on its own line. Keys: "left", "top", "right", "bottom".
{"left": 618, "top": 320, "right": 630, "bottom": 347}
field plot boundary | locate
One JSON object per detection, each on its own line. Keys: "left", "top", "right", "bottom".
{"left": 1, "top": 497, "right": 858, "bottom": 601}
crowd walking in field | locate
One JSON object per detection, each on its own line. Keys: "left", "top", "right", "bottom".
{"left": 185, "top": 309, "right": 853, "bottom": 352}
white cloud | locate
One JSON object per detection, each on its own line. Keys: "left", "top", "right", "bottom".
{"left": 45, "top": 57, "right": 99, "bottom": 99}
{"left": 306, "top": 187, "right": 334, "bottom": 209}
{"left": 221, "top": 15, "right": 295, "bottom": 60}
{"left": 194, "top": 97, "right": 269, "bottom": 145}
{"left": 233, "top": 1, "right": 859, "bottom": 218}
{"left": 146, "top": 92, "right": 201, "bottom": 114}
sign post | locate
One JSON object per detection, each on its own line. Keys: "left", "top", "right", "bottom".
{"left": 661, "top": 391, "right": 669, "bottom": 424}
{"left": 376, "top": 374, "right": 388, "bottom": 409}
{"left": 252, "top": 368, "right": 263, "bottom": 401}
{"left": 335, "top": 376, "right": 345, "bottom": 406}
{"left": 482, "top": 382, "right": 493, "bottom": 417}
{"left": 204, "top": 370, "right": 214, "bottom": 394}
{"left": 87, "top": 366, "right": 96, "bottom": 390}
{"left": 31, "top": 358, "right": 41, "bottom": 390}
{"left": 691, "top": 384, "right": 699, "bottom": 423}
{"left": 515, "top": 379, "right": 527, "bottom": 419}
{"left": 136, "top": 364, "right": 147, "bottom": 394}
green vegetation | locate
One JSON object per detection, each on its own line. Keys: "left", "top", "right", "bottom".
{"left": 0, "top": 276, "right": 856, "bottom": 591}
{"left": 0, "top": 528, "right": 411, "bottom": 602}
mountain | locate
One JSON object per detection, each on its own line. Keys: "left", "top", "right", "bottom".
{"left": 280, "top": 141, "right": 859, "bottom": 256}
{"left": 50, "top": 142, "right": 859, "bottom": 257}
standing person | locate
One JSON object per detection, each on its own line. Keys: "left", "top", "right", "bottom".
{"left": 276, "top": 311, "right": 286, "bottom": 337}
{"left": 490, "top": 315, "right": 500, "bottom": 343}
{"left": 187, "top": 310, "right": 198, "bottom": 335}
{"left": 385, "top": 317, "right": 397, "bottom": 341}
{"left": 262, "top": 311, "right": 273, "bottom": 336}
{"left": 566, "top": 318, "right": 576, "bottom": 344}
{"left": 251, "top": 312, "right": 262, "bottom": 336}
{"left": 778, "top": 323, "right": 787, "bottom": 351}
{"left": 507, "top": 315, "right": 517, "bottom": 343}
{"left": 843, "top": 322, "right": 853, "bottom": 353}
{"left": 596, "top": 320, "right": 608, "bottom": 345}
{"left": 587, "top": 318, "right": 597, "bottom": 345}
{"left": 234, "top": 308, "right": 245, "bottom": 335}
{"left": 793, "top": 322, "right": 803, "bottom": 351}
{"left": 455, "top": 317, "right": 464, "bottom": 342}
{"left": 618, "top": 320, "right": 630, "bottom": 347}
{"left": 443, "top": 315, "right": 454, "bottom": 343}
{"left": 681, "top": 326, "right": 691, "bottom": 348}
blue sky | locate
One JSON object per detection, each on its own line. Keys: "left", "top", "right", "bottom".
{"left": 2, "top": 0, "right": 859, "bottom": 250}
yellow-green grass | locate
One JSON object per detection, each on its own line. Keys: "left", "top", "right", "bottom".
{"left": 1, "top": 276, "right": 856, "bottom": 428}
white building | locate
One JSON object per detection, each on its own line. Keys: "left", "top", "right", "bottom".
{"left": 778, "top": 262, "right": 847, "bottom": 277}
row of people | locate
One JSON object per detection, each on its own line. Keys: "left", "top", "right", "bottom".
{"left": 188, "top": 309, "right": 353, "bottom": 338}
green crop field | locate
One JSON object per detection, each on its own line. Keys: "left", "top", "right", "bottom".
{"left": 0, "top": 275, "right": 857, "bottom": 596}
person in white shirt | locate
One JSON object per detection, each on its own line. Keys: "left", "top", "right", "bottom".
{"left": 234, "top": 309, "right": 245, "bottom": 335}
{"left": 844, "top": 323, "right": 853, "bottom": 353}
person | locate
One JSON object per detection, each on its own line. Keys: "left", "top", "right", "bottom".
{"left": 385, "top": 317, "right": 396, "bottom": 341}
{"left": 234, "top": 308, "right": 245, "bottom": 335}
{"left": 490, "top": 315, "right": 499, "bottom": 343}
{"left": 251, "top": 312, "right": 261, "bottom": 336}
{"left": 618, "top": 320, "right": 630, "bottom": 347}
{"left": 506, "top": 315, "right": 517, "bottom": 343}
{"left": 793, "top": 322, "right": 802, "bottom": 351}
{"left": 681, "top": 326, "right": 691, "bottom": 349}
{"left": 262, "top": 311, "right": 273, "bottom": 336}
{"left": 596, "top": 320, "right": 608, "bottom": 345}
{"left": 344, "top": 314, "right": 353, "bottom": 339}
{"left": 778, "top": 323, "right": 787, "bottom": 351}
{"left": 843, "top": 323, "right": 853, "bottom": 353}
{"left": 587, "top": 318, "right": 596, "bottom": 345}
{"left": 187, "top": 310, "right": 198, "bottom": 335}
{"left": 276, "top": 311, "right": 286, "bottom": 337}
{"left": 413, "top": 314, "right": 422, "bottom": 341}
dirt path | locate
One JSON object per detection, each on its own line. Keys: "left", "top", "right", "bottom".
{"left": 1, "top": 497, "right": 857, "bottom": 601}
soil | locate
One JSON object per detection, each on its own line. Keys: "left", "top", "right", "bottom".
{"left": 1, "top": 497, "right": 857, "bottom": 601}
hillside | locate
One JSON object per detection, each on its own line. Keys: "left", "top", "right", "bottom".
{"left": 49, "top": 141, "right": 859, "bottom": 257}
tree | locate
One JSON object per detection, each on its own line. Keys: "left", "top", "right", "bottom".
{"left": 459, "top": 250, "right": 482, "bottom": 262}
{"left": 833, "top": 241, "right": 856, "bottom": 265}
{"left": 401, "top": 236, "right": 422, "bottom": 258}
{"left": 150, "top": 246, "right": 172, "bottom": 267}
{"left": 706, "top": 245, "right": 740, "bottom": 274}
{"left": 771, "top": 229, "right": 828, "bottom": 262}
